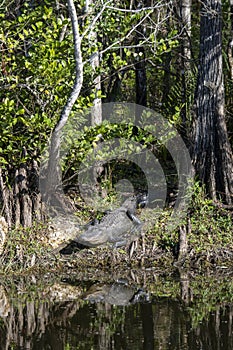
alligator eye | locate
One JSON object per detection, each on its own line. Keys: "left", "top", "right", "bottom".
{"left": 136, "top": 193, "right": 148, "bottom": 208}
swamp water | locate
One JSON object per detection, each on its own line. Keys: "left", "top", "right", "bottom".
{"left": 0, "top": 269, "right": 232, "bottom": 350}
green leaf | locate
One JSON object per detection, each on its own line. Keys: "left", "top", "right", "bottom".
{"left": 17, "top": 108, "right": 25, "bottom": 115}
{"left": 0, "top": 157, "right": 8, "bottom": 165}
{"left": 36, "top": 21, "right": 43, "bottom": 28}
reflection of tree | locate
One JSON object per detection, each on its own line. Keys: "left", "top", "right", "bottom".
{"left": 140, "top": 303, "right": 154, "bottom": 350}
{"left": 179, "top": 269, "right": 193, "bottom": 304}
{"left": 96, "top": 303, "right": 117, "bottom": 350}
{"left": 189, "top": 305, "right": 233, "bottom": 349}
{"left": 0, "top": 276, "right": 232, "bottom": 349}
{"left": 152, "top": 299, "right": 188, "bottom": 349}
{"left": 0, "top": 282, "right": 84, "bottom": 350}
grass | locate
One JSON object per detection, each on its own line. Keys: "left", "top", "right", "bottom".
{"left": 0, "top": 182, "right": 233, "bottom": 274}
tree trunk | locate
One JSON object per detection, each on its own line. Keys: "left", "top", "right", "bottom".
{"left": 135, "top": 47, "right": 147, "bottom": 106}
{"left": 180, "top": 0, "right": 192, "bottom": 125}
{"left": 134, "top": 1, "right": 147, "bottom": 107}
{"left": 180, "top": 0, "right": 192, "bottom": 64}
{"left": 90, "top": 51, "right": 102, "bottom": 125}
{"left": 0, "top": 161, "right": 42, "bottom": 228}
{"left": 43, "top": 0, "right": 83, "bottom": 214}
{"left": 0, "top": 168, "right": 12, "bottom": 228}
{"left": 85, "top": 0, "right": 102, "bottom": 126}
{"left": 162, "top": 7, "right": 172, "bottom": 109}
{"left": 193, "top": 0, "right": 233, "bottom": 204}
{"left": 15, "top": 164, "right": 32, "bottom": 227}
{"left": 228, "top": 0, "right": 233, "bottom": 80}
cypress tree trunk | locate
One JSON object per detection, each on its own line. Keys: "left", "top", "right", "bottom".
{"left": 193, "top": 0, "right": 233, "bottom": 204}
{"left": 0, "top": 162, "right": 42, "bottom": 228}
{"left": 15, "top": 164, "right": 32, "bottom": 227}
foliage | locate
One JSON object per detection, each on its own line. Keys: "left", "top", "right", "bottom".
{"left": 0, "top": 2, "right": 73, "bottom": 166}
{"left": 0, "top": 0, "right": 232, "bottom": 169}
{"left": 0, "top": 222, "right": 59, "bottom": 274}
{"left": 0, "top": 0, "right": 233, "bottom": 253}
{"left": 60, "top": 118, "right": 174, "bottom": 201}
{"left": 188, "top": 182, "right": 233, "bottom": 254}
{"left": 188, "top": 274, "right": 233, "bottom": 327}
{"left": 137, "top": 181, "right": 233, "bottom": 266}
{"left": 0, "top": 0, "right": 180, "bottom": 169}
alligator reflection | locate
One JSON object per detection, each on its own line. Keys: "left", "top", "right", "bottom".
{"left": 0, "top": 276, "right": 232, "bottom": 350}
{"left": 83, "top": 280, "right": 149, "bottom": 305}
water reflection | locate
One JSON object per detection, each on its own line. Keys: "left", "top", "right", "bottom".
{"left": 0, "top": 272, "right": 232, "bottom": 349}
{"left": 83, "top": 280, "right": 149, "bottom": 305}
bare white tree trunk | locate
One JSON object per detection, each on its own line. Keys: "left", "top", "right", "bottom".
{"left": 44, "top": 0, "right": 83, "bottom": 211}
{"left": 180, "top": 0, "right": 192, "bottom": 125}
{"left": 55, "top": 0, "right": 83, "bottom": 133}
{"left": 180, "top": 0, "right": 192, "bottom": 64}
{"left": 85, "top": 0, "right": 102, "bottom": 126}
{"left": 90, "top": 52, "right": 102, "bottom": 125}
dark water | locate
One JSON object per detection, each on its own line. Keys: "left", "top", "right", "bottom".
{"left": 0, "top": 271, "right": 232, "bottom": 349}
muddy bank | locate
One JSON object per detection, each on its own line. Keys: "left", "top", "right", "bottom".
{"left": 1, "top": 190, "right": 233, "bottom": 276}
{"left": 1, "top": 220, "right": 233, "bottom": 276}
{"left": 57, "top": 240, "right": 233, "bottom": 274}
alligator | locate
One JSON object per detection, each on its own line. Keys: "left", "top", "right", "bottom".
{"left": 83, "top": 280, "right": 150, "bottom": 306}
{"left": 72, "top": 195, "right": 146, "bottom": 249}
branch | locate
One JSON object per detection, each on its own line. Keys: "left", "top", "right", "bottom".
{"left": 105, "top": 3, "right": 166, "bottom": 13}
{"left": 44, "top": 0, "right": 83, "bottom": 206}
{"left": 99, "top": 10, "right": 153, "bottom": 56}
{"left": 81, "top": 0, "right": 111, "bottom": 40}
{"left": 80, "top": 1, "right": 173, "bottom": 66}
{"left": 55, "top": 0, "right": 83, "bottom": 133}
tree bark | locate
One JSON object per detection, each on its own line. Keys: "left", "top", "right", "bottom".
{"left": 161, "top": 7, "right": 172, "bottom": 109}
{"left": 85, "top": 0, "right": 102, "bottom": 126}
{"left": 178, "top": 224, "right": 188, "bottom": 261}
{"left": 0, "top": 169, "right": 12, "bottom": 228}
{"left": 180, "top": 0, "right": 192, "bottom": 125}
{"left": 135, "top": 47, "right": 147, "bottom": 107}
{"left": 15, "top": 164, "right": 32, "bottom": 227}
{"left": 228, "top": 0, "right": 233, "bottom": 80}
{"left": 90, "top": 52, "right": 102, "bottom": 125}
{"left": 193, "top": 0, "right": 233, "bottom": 204}
{"left": 43, "top": 0, "right": 83, "bottom": 213}
{"left": 134, "top": 1, "right": 147, "bottom": 107}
